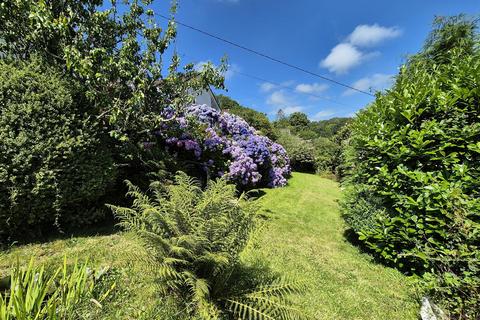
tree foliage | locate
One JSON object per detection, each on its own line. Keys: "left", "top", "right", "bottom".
{"left": 342, "top": 16, "right": 480, "bottom": 318}
{"left": 0, "top": 0, "right": 225, "bottom": 143}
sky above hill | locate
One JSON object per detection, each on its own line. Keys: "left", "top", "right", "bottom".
{"left": 152, "top": 0, "right": 479, "bottom": 120}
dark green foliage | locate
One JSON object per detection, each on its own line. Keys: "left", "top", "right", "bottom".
{"left": 287, "top": 112, "right": 309, "bottom": 128}
{"left": 342, "top": 16, "right": 480, "bottom": 318}
{"left": 276, "top": 131, "right": 316, "bottom": 173}
{"left": 0, "top": 0, "right": 227, "bottom": 242}
{"left": 217, "top": 95, "right": 277, "bottom": 140}
{"left": 341, "top": 185, "right": 387, "bottom": 234}
{"left": 109, "top": 173, "right": 305, "bottom": 319}
{"left": 309, "top": 117, "right": 351, "bottom": 138}
{"left": 0, "top": 59, "right": 116, "bottom": 241}
{"left": 312, "top": 137, "right": 340, "bottom": 173}
{"left": 274, "top": 113, "right": 350, "bottom": 140}
{"left": 273, "top": 112, "right": 350, "bottom": 177}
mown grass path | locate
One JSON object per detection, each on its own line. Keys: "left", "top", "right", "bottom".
{"left": 244, "top": 172, "right": 419, "bottom": 319}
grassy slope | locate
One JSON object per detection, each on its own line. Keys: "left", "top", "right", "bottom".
{"left": 244, "top": 172, "right": 419, "bottom": 319}
{"left": 0, "top": 172, "right": 418, "bottom": 319}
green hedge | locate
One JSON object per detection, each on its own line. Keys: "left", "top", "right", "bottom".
{"left": 342, "top": 17, "right": 480, "bottom": 318}
{"left": 0, "top": 59, "right": 117, "bottom": 241}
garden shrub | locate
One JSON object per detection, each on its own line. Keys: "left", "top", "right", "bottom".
{"left": 341, "top": 184, "right": 387, "bottom": 234}
{"left": 312, "top": 137, "right": 340, "bottom": 173}
{"left": 276, "top": 131, "right": 316, "bottom": 173}
{"left": 110, "top": 173, "right": 305, "bottom": 319}
{"left": 146, "top": 104, "right": 291, "bottom": 189}
{"left": 342, "top": 16, "right": 480, "bottom": 318}
{"left": 0, "top": 59, "right": 116, "bottom": 242}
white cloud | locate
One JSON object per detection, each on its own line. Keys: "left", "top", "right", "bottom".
{"left": 266, "top": 90, "right": 305, "bottom": 115}
{"left": 320, "top": 43, "right": 377, "bottom": 74}
{"left": 260, "top": 82, "right": 277, "bottom": 92}
{"left": 312, "top": 110, "right": 336, "bottom": 120}
{"left": 194, "top": 60, "right": 210, "bottom": 71}
{"left": 283, "top": 106, "right": 304, "bottom": 115}
{"left": 259, "top": 80, "right": 295, "bottom": 93}
{"left": 320, "top": 23, "right": 401, "bottom": 74}
{"left": 348, "top": 24, "right": 402, "bottom": 47}
{"left": 224, "top": 63, "right": 240, "bottom": 81}
{"left": 267, "top": 90, "right": 294, "bottom": 106}
{"left": 295, "top": 82, "right": 329, "bottom": 94}
{"left": 343, "top": 73, "right": 394, "bottom": 96}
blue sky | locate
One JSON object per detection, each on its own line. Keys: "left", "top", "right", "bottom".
{"left": 153, "top": 0, "right": 479, "bottom": 120}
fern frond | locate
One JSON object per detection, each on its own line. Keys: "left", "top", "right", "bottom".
{"left": 226, "top": 298, "right": 276, "bottom": 320}
{"left": 245, "top": 279, "right": 307, "bottom": 298}
{"left": 242, "top": 295, "right": 305, "bottom": 320}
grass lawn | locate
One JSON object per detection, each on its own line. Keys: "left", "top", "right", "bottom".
{"left": 244, "top": 172, "right": 419, "bottom": 319}
{"left": 0, "top": 172, "right": 419, "bottom": 319}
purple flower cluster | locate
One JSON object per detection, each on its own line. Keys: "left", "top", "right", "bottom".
{"left": 154, "top": 104, "right": 291, "bottom": 188}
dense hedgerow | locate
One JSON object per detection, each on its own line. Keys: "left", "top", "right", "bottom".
{"left": 0, "top": 59, "right": 116, "bottom": 241}
{"left": 146, "top": 104, "right": 291, "bottom": 189}
{"left": 342, "top": 17, "right": 480, "bottom": 318}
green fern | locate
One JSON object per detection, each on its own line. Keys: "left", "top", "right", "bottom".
{"left": 110, "top": 172, "right": 306, "bottom": 319}
{"left": 226, "top": 279, "right": 307, "bottom": 320}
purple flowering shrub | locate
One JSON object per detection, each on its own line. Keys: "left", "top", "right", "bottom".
{"left": 151, "top": 104, "right": 290, "bottom": 188}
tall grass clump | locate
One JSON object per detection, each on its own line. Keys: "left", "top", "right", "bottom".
{"left": 0, "top": 257, "right": 114, "bottom": 319}
{"left": 342, "top": 16, "right": 480, "bottom": 318}
{"left": 109, "top": 172, "right": 306, "bottom": 319}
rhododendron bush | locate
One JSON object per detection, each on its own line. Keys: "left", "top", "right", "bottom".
{"left": 150, "top": 104, "right": 290, "bottom": 188}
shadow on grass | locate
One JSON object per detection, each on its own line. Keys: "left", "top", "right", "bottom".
{"left": 3, "top": 214, "right": 120, "bottom": 250}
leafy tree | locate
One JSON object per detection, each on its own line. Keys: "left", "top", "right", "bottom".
{"left": 342, "top": 16, "right": 480, "bottom": 318}
{"left": 276, "top": 131, "right": 316, "bottom": 173}
{"left": 309, "top": 117, "right": 351, "bottom": 138}
{"left": 312, "top": 137, "right": 339, "bottom": 173}
{"left": 0, "top": 0, "right": 225, "bottom": 143}
{"left": 0, "top": 0, "right": 227, "bottom": 240}
{"left": 288, "top": 112, "right": 309, "bottom": 128}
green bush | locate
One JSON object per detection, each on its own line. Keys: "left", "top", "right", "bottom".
{"left": 276, "top": 131, "right": 316, "bottom": 173}
{"left": 312, "top": 137, "right": 339, "bottom": 173}
{"left": 110, "top": 173, "right": 305, "bottom": 320}
{"left": 341, "top": 184, "right": 387, "bottom": 234}
{"left": 342, "top": 17, "right": 480, "bottom": 318}
{"left": 0, "top": 59, "right": 116, "bottom": 241}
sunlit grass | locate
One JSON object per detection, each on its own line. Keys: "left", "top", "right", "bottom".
{"left": 243, "top": 172, "right": 419, "bottom": 319}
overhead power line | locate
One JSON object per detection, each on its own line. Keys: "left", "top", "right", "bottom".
{"left": 183, "top": 52, "right": 351, "bottom": 108}
{"left": 232, "top": 70, "right": 351, "bottom": 108}
{"left": 156, "top": 13, "right": 375, "bottom": 97}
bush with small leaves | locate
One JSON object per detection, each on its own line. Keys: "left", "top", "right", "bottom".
{"left": 0, "top": 59, "right": 116, "bottom": 242}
